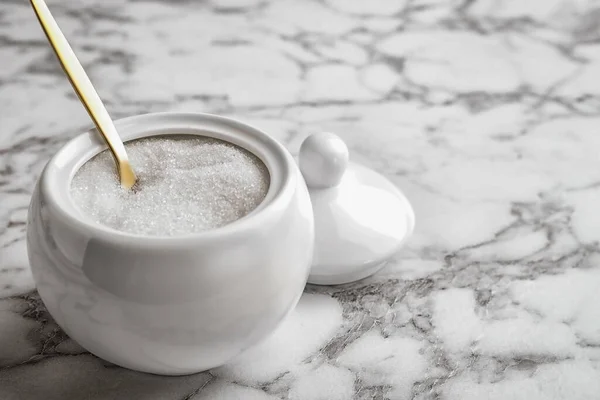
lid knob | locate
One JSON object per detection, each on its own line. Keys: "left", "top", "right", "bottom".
{"left": 299, "top": 132, "right": 349, "bottom": 188}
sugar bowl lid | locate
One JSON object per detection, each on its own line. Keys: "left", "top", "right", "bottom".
{"left": 298, "top": 132, "right": 415, "bottom": 285}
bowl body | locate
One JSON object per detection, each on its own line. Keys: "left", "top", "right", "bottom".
{"left": 26, "top": 112, "right": 314, "bottom": 375}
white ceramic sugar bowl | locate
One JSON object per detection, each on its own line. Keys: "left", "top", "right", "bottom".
{"left": 27, "top": 112, "right": 415, "bottom": 376}
{"left": 27, "top": 112, "right": 314, "bottom": 375}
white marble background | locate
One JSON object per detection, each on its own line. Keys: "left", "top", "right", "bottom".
{"left": 2, "top": 0, "right": 600, "bottom": 398}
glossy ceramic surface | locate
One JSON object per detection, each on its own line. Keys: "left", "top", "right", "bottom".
{"left": 26, "top": 112, "right": 314, "bottom": 375}
{"left": 299, "top": 133, "right": 414, "bottom": 285}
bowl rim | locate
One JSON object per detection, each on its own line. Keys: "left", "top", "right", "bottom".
{"left": 40, "top": 112, "right": 297, "bottom": 247}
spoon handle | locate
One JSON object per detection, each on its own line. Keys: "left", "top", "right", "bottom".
{"left": 30, "top": 0, "right": 137, "bottom": 189}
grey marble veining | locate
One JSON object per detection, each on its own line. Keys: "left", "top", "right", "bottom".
{"left": 2, "top": 0, "right": 600, "bottom": 399}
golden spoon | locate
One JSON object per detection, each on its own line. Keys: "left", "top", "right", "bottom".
{"left": 30, "top": 0, "right": 137, "bottom": 189}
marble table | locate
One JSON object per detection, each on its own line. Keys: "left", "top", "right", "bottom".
{"left": 2, "top": 0, "right": 600, "bottom": 398}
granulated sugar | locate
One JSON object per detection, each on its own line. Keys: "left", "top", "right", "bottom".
{"left": 70, "top": 135, "right": 270, "bottom": 236}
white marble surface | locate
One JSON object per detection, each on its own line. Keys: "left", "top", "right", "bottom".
{"left": 2, "top": 0, "right": 600, "bottom": 398}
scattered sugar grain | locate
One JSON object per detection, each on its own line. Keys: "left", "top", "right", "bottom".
{"left": 70, "top": 135, "right": 270, "bottom": 236}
